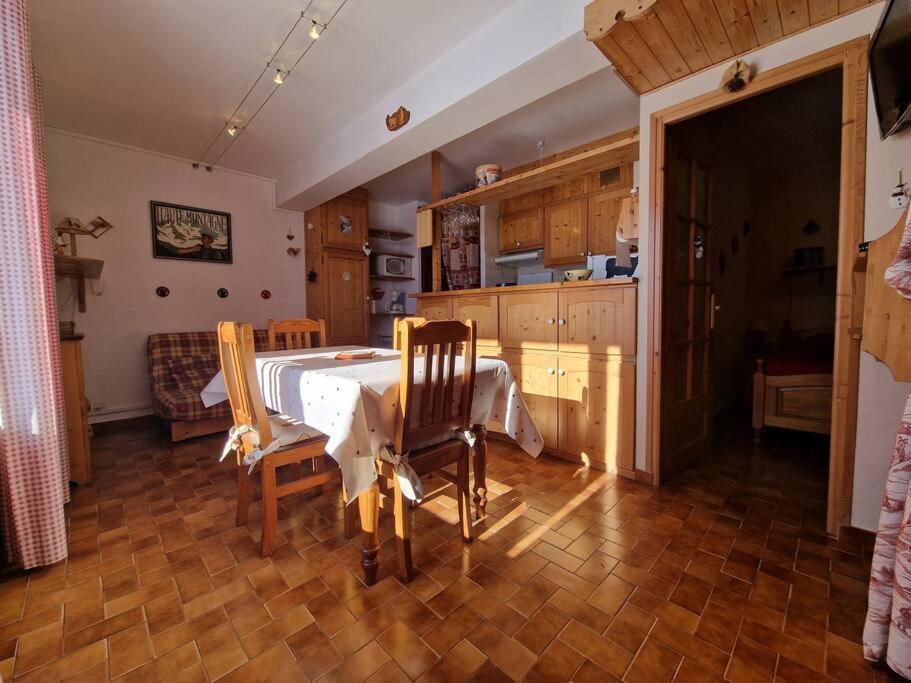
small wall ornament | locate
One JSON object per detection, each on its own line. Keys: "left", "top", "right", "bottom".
{"left": 721, "top": 60, "right": 752, "bottom": 93}
{"left": 155, "top": 286, "right": 170, "bottom": 298}
{"left": 217, "top": 288, "right": 229, "bottom": 298}
{"left": 385, "top": 105, "right": 411, "bottom": 132}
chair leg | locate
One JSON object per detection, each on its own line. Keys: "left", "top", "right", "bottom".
{"left": 308, "top": 455, "right": 325, "bottom": 498}
{"left": 342, "top": 484, "right": 358, "bottom": 539}
{"left": 393, "top": 477, "right": 414, "bottom": 582}
{"left": 236, "top": 463, "right": 251, "bottom": 527}
{"left": 457, "top": 447, "right": 473, "bottom": 544}
{"left": 260, "top": 457, "right": 278, "bottom": 558}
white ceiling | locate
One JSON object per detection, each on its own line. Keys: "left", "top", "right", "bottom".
{"left": 365, "top": 67, "right": 640, "bottom": 206}
{"left": 28, "top": 0, "right": 520, "bottom": 178}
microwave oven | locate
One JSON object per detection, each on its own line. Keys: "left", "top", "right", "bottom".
{"left": 372, "top": 253, "right": 413, "bottom": 278}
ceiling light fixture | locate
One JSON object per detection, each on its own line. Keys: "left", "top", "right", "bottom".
{"left": 227, "top": 125, "right": 239, "bottom": 136}
{"left": 273, "top": 69, "right": 285, "bottom": 85}
{"left": 309, "top": 20, "right": 324, "bottom": 40}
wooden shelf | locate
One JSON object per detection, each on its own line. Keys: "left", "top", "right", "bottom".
{"left": 54, "top": 255, "right": 104, "bottom": 279}
{"left": 417, "top": 128, "right": 639, "bottom": 212}
{"left": 370, "top": 275, "right": 415, "bottom": 282}
{"left": 369, "top": 228, "right": 412, "bottom": 241}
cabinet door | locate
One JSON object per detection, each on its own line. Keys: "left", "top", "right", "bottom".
{"left": 325, "top": 195, "right": 367, "bottom": 251}
{"left": 544, "top": 199, "right": 587, "bottom": 266}
{"left": 417, "top": 298, "right": 452, "bottom": 321}
{"left": 558, "top": 286, "right": 636, "bottom": 356}
{"left": 588, "top": 191, "right": 624, "bottom": 256}
{"left": 324, "top": 251, "right": 369, "bottom": 344}
{"left": 498, "top": 291, "right": 558, "bottom": 350}
{"left": 557, "top": 356, "right": 635, "bottom": 473}
{"left": 499, "top": 208, "right": 543, "bottom": 253}
{"left": 501, "top": 190, "right": 542, "bottom": 214}
{"left": 501, "top": 351, "right": 558, "bottom": 448}
{"left": 542, "top": 175, "right": 592, "bottom": 204}
{"left": 453, "top": 295, "right": 498, "bottom": 347}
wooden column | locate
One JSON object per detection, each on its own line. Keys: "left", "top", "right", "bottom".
{"left": 431, "top": 151, "right": 442, "bottom": 292}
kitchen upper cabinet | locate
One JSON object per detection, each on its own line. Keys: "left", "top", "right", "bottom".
{"left": 453, "top": 294, "right": 498, "bottom": 348}
{"left": 499, "top": 207, "right": 543, "bottom": 253}
{"left": 416, "top": 298, "right": 452, "bottom": 321}
{"left": 557, "top": 356, "right": 635, "bottom": 473}
{"left": 588, "top": 191, "right": 624, "bottom": 257}
{"left": 501, "top": 351, "right": 558, "bottom": 448}
{"left": 498, "top": 291, "right": 558, "bottom": 350}
{"left": 325, "top": 192, "right": 368, "bottom": 251}
{"left": 542, "top": 174, "right": 592, "bottom": 204}
{"left": 544, "top": 199, "right": 587, "bottom": 266}
{"left": 502, "top": 190, "right": 543, "bottom": 214}
{"left": 324, "top": 250, "right": 369, "bottom": 345}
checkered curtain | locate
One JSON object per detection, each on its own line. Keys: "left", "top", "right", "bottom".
{"left": 0, "top": 0, "right": 70, "bottom": 568}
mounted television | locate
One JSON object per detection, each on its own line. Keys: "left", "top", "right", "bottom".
{"left": 870, "top": 0, "right": 911, "bottom": 139}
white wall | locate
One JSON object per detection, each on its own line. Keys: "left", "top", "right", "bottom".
{"left": 45, "top": 130, "right": 306, "bottom": 423}
{"left": 636, "top": 2, "right": 911, "bottom": 529}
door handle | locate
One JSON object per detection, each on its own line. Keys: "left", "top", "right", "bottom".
{"left": 710, "top": 293, "right": 719, "bottom": 330}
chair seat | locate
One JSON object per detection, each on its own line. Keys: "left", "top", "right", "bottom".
{"left": 269, "top": 414, "right": 325, "bottom": 452}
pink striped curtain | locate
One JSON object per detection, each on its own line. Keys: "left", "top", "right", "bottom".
{"left": 864, "top": 208, "right": 911, "bottom": 677}
{"left": 0, "top": 0, "right": 70, "bottom": 568}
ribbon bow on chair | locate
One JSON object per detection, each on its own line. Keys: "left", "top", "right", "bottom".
{"left": 379, "top": 445, "right": 425, "bottom": 503}
{"left": 220, "top": 424, "right": 282, "bottom": 474}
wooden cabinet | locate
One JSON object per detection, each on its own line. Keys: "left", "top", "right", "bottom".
{"left": 498, "top": 291, "right": 558, "bottom": 350}
{"left": 61, "top": 335, "right": 92, "bottom": 484}
{"left": 325, "top": 190, "right": 368, "bottom": 251}
{"left": 501, "top": 351, "right": 558, "bottom": 448}
{"left": 498, "top": 208, "right": 543, "bottom": 253}
{"left": 588, "top": 191, "right": 624, "bottom": 256}
{"left": 416, "top": 298, "right": 452, "bottom": 321}
{"left": 542, "top": 175, "right": 592, "bottom": 204}
{"left": 544, "top": 199, "right": 588, "bottom": 266}
{"left": 558, "top": 286, "right": 636, "bottom": 356}
{"left": 502, "top": 191, "right": 542, "bottom": 214}
{"left": 324, "top": 250, "right": 369, "bottom": 345}
{"left": 557, "top": 356, "right": 635, "bottom": 472}
{"left": 453, "top": 295, "right": 498, "bottom": 348}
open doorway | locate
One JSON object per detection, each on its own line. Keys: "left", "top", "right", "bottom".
{"left": 660, "top": 68, "right": 843, "bottom": 490}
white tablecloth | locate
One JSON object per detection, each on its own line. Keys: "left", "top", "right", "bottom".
{"left": 200, "top": 346, "right": 542, "bottom": 499}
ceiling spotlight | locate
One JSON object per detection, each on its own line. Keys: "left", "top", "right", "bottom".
{"left": 273, "top": 69, "right": 284, "bottom": 85}
{"left": 309, "top": 20, "right": 322, "bottom": 40}
{"left": 227, "top": 125, "right": 238, "bottom": 136}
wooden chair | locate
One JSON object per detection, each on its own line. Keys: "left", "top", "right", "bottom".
{"left": 392, "top": 316, "right": 427, "bottom": 351}
{"left": 267, "top": 318, "right": 327, "bottom": 352}
{"left": 377, "top": 318, "right": 477, "bottom": 581}
{"left": 217, "top": 321, "right": 356, "bottom": 557}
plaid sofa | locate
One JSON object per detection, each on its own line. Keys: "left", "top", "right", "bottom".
{"left": 147, "top": 330, "right": 280, "bottom": 439}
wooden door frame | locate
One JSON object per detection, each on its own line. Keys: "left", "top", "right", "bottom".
{"left": 645, "top": 37, "right": 868, "bottom": 537}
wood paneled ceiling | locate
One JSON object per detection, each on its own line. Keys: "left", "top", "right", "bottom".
{"left": 584, "top": 0, "right": 878, "bottom": 94}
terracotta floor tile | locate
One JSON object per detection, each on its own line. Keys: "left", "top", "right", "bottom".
{"left": 505, "top": 574, "right": 557, "bottom": 617}
{"left": 467, "top": 621, "right": 537, "bottom": 681}
{"left": 725, "top": 635, "right": 777, "bottom": 683}
{"left": 417, "top": 638, "right": 486, "bottom": 682}
{"left": 320, "top": 641, "right": 392, "bottom": 683}
{"left": 624, "top": 637, "right": 682, "bottom": 682}
{"left": 114, "top": 641, "right": 200, "bottom": 682}
{"left": 669, "top": 573, "right": 713, "bottom": 615}
{"left": 217, "top": 642, "right": 296, "bottom": 683}
{"left": 557, "top": 619, "right": 632, "bottom": 678}
{"left": 107, "top": 622, "right": 152, "bottom": 677}
{"left": 548, "top": 588, "right": 613, "bottom": 632}
{"left": 587, "top": 574, "right": 634, "bottom": 618}
{"left": 15, "top": 620, "right": 63, "bottom": 676}
{"left": 426, "top": 575, "right": 481, "bottom": 618}
{"left": 466, "top": 659, "right": 513, "bottom": 683}
{"left": 286, "top": 622, "right": 341, "bottom": 678}
{"left": 524, "top": 639, "right": 584, "bottom": 682}
{"left": 376, "top": 620, "right": 438, "bottom": 679}
{"left": 572, "top": 658, "right": 622, "bottom": 683}
{"left": 63, "top": 605, "right": 143, "bottom": 654}
{"left": 307, "top": 588, "right": 356, "bottom": 637}
{"left": 605, "top": 602, "right": 656, "bottom": 654}
{"left": 514, "top": 603, "right": 568, "bottom": 655}
{"left": 15, "top": 640, "right": 106, "bottom": 683}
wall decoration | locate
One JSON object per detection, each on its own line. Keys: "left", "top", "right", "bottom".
{"left": 151, "top": 201, "right": 232, "bottom": 263}
{"left": 287, "top": 247, "right": 300, "bottom": 256}
{"left": 721, "top": 60, "right": 752, "bottom": 93}
{"left": 260, "top": 289, "right": 272, "bottom": 299}
{"left": 217, "top": 288, "right": 229, "bottom": 298}
{"left": 385, "top": 105, "right": 411, "bottom": 132}
{"left": 339, "top": 214, "right": 353, "bottom": 234}
{"left": 155, "top": 286, "right": 170, "bottom": 298}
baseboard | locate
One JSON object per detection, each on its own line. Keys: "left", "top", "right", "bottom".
{"left": 88, "top": 405, "right": 154, "bottom": 424}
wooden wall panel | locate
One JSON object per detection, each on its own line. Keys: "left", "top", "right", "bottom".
{"left": 613, "top": 21, "right": 672, "bottom": 86}
{"left": 808, "top": 0, "right": 838, "bottom": 23}
{"left": 747, "top": 0, "right": 785, "bottom": 44}
{"left": 680, "top": 0, "right": 735, "bottom": 62}
{"left": 778, "top": 0, "right": 811, "bottom": 35}
{"left": 653, "top": 0, "right": 713, "bottom": 71}
{"left": 713, "top": 0, "right": 759, "bottom": 54}
{"left": 635, "top": 13, "right": 692, "bottom": 80}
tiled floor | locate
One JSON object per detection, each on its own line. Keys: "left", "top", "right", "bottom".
{"left": 0, "top": 417, "right": 890, "bottom": 681}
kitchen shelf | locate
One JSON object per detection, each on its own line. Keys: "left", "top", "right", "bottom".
{"left": 370, "top": 275, "right": 415, "bottom": 281}
{"left": 416, "top": 128, "right": 639, "bottom": 212}
{"left": 369, "top": 228, "right": 412, "bottom": 241}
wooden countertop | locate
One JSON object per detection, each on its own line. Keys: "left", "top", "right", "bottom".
{"left": 411, "top": 277, "right": 636, "bottom": 299}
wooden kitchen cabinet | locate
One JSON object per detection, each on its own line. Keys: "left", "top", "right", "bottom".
{"left": 502, "top": 190, "right": 543, "bottom": 214}
{"left": 498, "top": 291, "right": 558, "bottom": 350}
{"left": 324, "top": 250, "right": 369, "bottom": 345}
{"left": 557, "top": 356, "right": 635, "bottom": 473}
{"left": 325, "top": 190, "right": 368, "bottom": 251}
{"left": 588, "top": 190, "right": 624, "bottom": 256}
{"left": 501, "top": 351, "right": 558, "bottom": 448}
{"left": 416, "top": 298, "right": 452, "bottom": 321}
{"left": 453, "top": 294, "right": 498, "bottom": 348}
{"left": 558, "top": 285, "right": 636, "bottom": 356}
{"left": 544, "top": 199, "right": 588, "bottom": 266}
{"left": 498, "top": 207, "right": 543, "bottom": 253}
{"left": 61, "top": 335, "right": 92, "bottom": 484}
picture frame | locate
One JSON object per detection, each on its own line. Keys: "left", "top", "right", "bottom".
{"left": 150, "top": 200, "right": 232, "bottom": 263}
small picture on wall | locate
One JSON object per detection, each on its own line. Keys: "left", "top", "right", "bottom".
{"left": 151, "top": 201, "right": 232, "bottom": 263}
{"left": 339, "top": 214, "right": 353, "bottom": 234}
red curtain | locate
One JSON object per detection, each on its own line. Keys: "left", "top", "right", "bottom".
{"left": 0, "top": 0, "right": 70, "bottom": 568}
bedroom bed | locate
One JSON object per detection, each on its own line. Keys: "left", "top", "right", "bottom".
{"left": 751, "top": 332, "right": 834, "bottom": 441}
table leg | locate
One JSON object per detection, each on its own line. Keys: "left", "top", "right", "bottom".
{"left": 472, "top": 425, "right": 488, "bottom": 517}
{"left": 358, "top": 482, "right": 380, "bottom": 586}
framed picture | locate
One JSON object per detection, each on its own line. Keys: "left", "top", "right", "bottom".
{"left": 339, "top": 214, "right": 353, "bottom": 234}
{"left": 151, "top": 201, "right": 232, "bottom": 263}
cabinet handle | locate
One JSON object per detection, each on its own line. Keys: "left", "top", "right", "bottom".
{"left": 547, "top": 368, "right": 555, "bottom": 374}
{"left": 558, "top": 369, "right": 566, "bottom": 376}
{"left": 580, "top": 252, "right": 585, "bottom": 256}
{"left": 515, "top": 241, "right": 521, "bottom": 246}
{"left": 588, "top": 251, "right": 593, "bottom": 256}
{"left": 557, "top": 319, "right": 565, "bottom": 326}
{"left": 546, "top": 318, "right": 555, "bottom": 325}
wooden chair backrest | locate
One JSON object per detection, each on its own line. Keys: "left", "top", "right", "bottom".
{"left": 218, "top": 321, "right": 272, "bottom": 446}
{"left": 393, "top": 317, "right": 427, "bottom": 351}
{"left": 395, "top": 319, "right": 477, "bottom": 454}
{"left": 268, "top": 318, "right": 327, "bottom": 351}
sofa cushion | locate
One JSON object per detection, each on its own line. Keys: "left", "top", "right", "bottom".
{"left": 153, "top": 386, "right": 231, "bottom": 422}
{"left": 168, "top": 353, "right": 220, "bottom": 392}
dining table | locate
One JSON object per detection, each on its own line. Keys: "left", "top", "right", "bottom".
{"left": 200, "top": 345, "right": 543, "bottom": 584}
